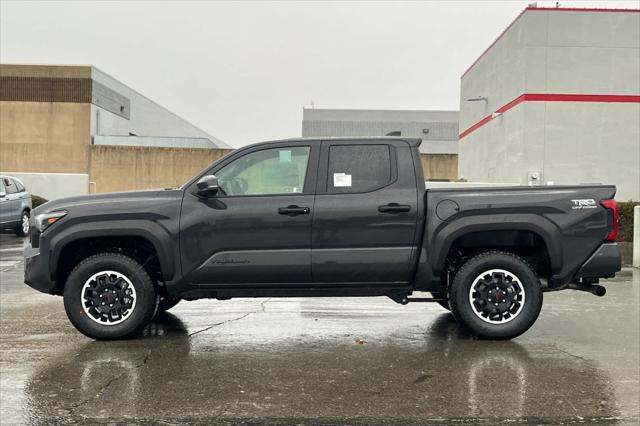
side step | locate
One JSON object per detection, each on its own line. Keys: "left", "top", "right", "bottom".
{"left": 387, "top": 295, "right": 447, "bottom": 305}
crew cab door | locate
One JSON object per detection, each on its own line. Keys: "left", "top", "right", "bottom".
{"left": 180, "top": 142, "right": 319, "bottom": 285}
{"left": 311, "top": 140, "right": 420, "bottom": 283}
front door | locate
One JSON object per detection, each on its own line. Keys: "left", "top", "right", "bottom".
{"left": 311, "top": 140, "right": 419, "bottom": 284}
{"left": 1, "top": 178, "right": 20, "bottom": 224}
{"left": 180, "top": 142, "right": 319, "bottom": 285}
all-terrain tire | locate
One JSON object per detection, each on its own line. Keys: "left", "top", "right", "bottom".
{"left": 63, "top": 253, "right": 157, "bottom": 340}
{"left": 449, "top": 251, "right": 543, "bottom": 340}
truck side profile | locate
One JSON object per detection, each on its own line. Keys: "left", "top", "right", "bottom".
{"left": 24, "top": 138, "right": 621, "bottom": 340}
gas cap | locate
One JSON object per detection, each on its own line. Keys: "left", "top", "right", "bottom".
{"left": 436, "top": 199, "right": 460, "bottom": 221}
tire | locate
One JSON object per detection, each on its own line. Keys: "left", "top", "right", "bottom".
{"left": 15, "top": 210, "right": 30, "bottom": 237}
{"left": 449, "top": 251, "right": 542, "bottom": 340}
{"left": 156, "top": 296, "right": 180, "bottom": 314}
{"left": 63, "top": 253, "right": 157, "bottom": 340}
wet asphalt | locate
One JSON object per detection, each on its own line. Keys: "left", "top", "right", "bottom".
{"left": 0, "top": 233, "right": 638, "bottom": 425}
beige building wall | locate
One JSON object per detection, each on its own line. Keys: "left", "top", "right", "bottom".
{"left": 89, "top": 145, "right": 232, "bottom": 193}
{"left": 420, "top": 154, "right": 458, "bottom": 181}
{"left": 0, "top": 101, "right": 91, "bottom": 174}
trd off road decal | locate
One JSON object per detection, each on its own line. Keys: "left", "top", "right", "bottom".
{"left": 571, "top": 199, "right": 597, "bottom": 210}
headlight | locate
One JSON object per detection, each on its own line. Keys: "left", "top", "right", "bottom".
{"left": 34, "top": 210, "right": 67, "bottom": 232}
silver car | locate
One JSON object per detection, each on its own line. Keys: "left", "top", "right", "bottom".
{"left": 0, "top": 175, "right": 33, "bottom": 236}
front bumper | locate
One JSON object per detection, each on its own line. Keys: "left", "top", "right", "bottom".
{"left": 574, "top": 243, "right": 621, "bottom": 280}
{"left": 24, "top": 246, "right": 56, "bottom": 294}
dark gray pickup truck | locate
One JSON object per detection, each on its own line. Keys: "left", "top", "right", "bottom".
{"left": 25, "top": 137, "right": 621, "bottom": 340}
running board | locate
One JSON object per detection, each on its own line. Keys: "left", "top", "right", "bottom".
{"left": 387, "top": 295, "right": 447, "bottom": 305}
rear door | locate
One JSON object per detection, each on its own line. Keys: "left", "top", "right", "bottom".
{"left": 311, "top": 140, "right": 420, "bottom": 284}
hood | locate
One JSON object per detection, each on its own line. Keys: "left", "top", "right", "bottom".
{"left": 34, "top": 189, "right": 177, "bottom": 214}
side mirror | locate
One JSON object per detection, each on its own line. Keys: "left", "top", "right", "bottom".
{"left": 196, "top": 175, "right": 220, "bottom": 197}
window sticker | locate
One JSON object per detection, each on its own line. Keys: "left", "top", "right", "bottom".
{"left": 279, "top": 150, "right": 292, "bottom": 162}
{"left": 333, "top": 173, "right": 352, "bottom": 187}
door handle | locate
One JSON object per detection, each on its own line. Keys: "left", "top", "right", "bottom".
{"left": 278, "top": 205, "right": 310, "bottom": 216}
{"left": 378, "top": 203, "right": 411, "bottom": 214}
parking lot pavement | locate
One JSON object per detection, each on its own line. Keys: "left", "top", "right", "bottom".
{"left": 0, "top": 234, "right": 638, "bottom": 425}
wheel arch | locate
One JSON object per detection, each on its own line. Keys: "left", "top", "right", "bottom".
{"left": 431, "top": 215, "right": 561, "bottom": 278}
{"left": 49, "top": 222, "right": 175, "bottom": 294}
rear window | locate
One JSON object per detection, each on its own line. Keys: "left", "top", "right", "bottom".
{"left": 327, "top": 145, "right": 392, "bottom": 193}
{"left": 14, "top": 180, "right": 25, "bottom": 192}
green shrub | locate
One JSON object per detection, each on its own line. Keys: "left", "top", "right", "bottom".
{"left": 618, "top": 201, "right": 638, "bottom": 242}
{"left": 31, "top": 195, "right": 48, "bottom": 209}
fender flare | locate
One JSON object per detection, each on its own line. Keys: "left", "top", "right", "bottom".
{"left": 430, "top": 214, "right": 562, "bottom": 276}
{"left": 49, "top": 220, "right": 176, "bottom": 282}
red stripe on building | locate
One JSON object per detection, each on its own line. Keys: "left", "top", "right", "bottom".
{"left": 459, "top": 94, "right": 640, "bottom": 139}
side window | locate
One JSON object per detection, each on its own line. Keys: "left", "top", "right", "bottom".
{"left": 4, "top": 178, "right": 18, "bottom": 194}
{"left": 14, "top": 180, "right": 25, "bottom": 192}
{"left": 216, "top": 146, "right": 310, "bottom": 196}
{"left": 327, "top": 144, "right": 392, "bottom": 193}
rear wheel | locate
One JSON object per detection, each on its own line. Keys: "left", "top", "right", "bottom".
{"left": 15, "top": 210, "right": 30, "bottom": 237}
{"left": 63, "top": 253, "right": 157, "bottom": 340}
{"left": 449, "top": 251, "right": 542, "bottom": 340}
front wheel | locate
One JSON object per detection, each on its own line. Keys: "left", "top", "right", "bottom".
{"left": 449, "top": 251, "right": 543, "bottom": 340}
{"left": 15, "top": 210, "right": 30, "bottom": 237}
{"left": 63, "top": 253, "right": 157, "bottom": 340}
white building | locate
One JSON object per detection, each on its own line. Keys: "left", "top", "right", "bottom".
{"left": 458, "top": 6, "right": 639, "bottom": 201}
{"left": 302, "top": 108, "right": 458, "bottom": 155}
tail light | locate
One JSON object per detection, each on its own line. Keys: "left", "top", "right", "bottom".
{"left": 600, "top": 199, "right": 619, "bottom": 242}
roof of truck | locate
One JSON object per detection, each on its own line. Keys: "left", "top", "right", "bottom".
{"left": 267, "top": 136, "right": 423, "bottom": 147}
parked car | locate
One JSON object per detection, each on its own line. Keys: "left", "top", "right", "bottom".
{"left": 0, "top": 175, "right": 32, "bottom": 237}
{"left": 23, "top": 138, "right": 621, "bottom": 340}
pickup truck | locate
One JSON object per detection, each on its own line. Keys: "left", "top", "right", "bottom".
{"left": 24, "top": 137, "right": 621, "bottom": 340}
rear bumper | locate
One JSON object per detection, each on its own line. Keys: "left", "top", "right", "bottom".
{"left": 574, "top": 243, "right": 621, "bottom": 280}
{"left": 24, "top": 246, "right": 55, "bottom": 294}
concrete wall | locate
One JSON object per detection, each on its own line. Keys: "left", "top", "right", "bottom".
{"left": 0, "top": 101, "right": 91, "bottom": 174}
{"left": 85, "top": 146, "right": 452, "bottom": 192}
{"left": 459, "top": 8, "right": 640, "bottom": 201}
{"left": 89, "top": 145, "right": 232, "bottom": 193}
{"left": 3, "top": 172, "right": 89, "bottom": 201}
{"left": 93, "top": 135, "right": 217, "bottom": 149}
{"left": 420, "top": 154, "right": 458, "bottom": 181}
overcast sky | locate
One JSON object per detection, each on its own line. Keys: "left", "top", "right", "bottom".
{"left": 1, "top": 0, "right": 637, "bottom": 147}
